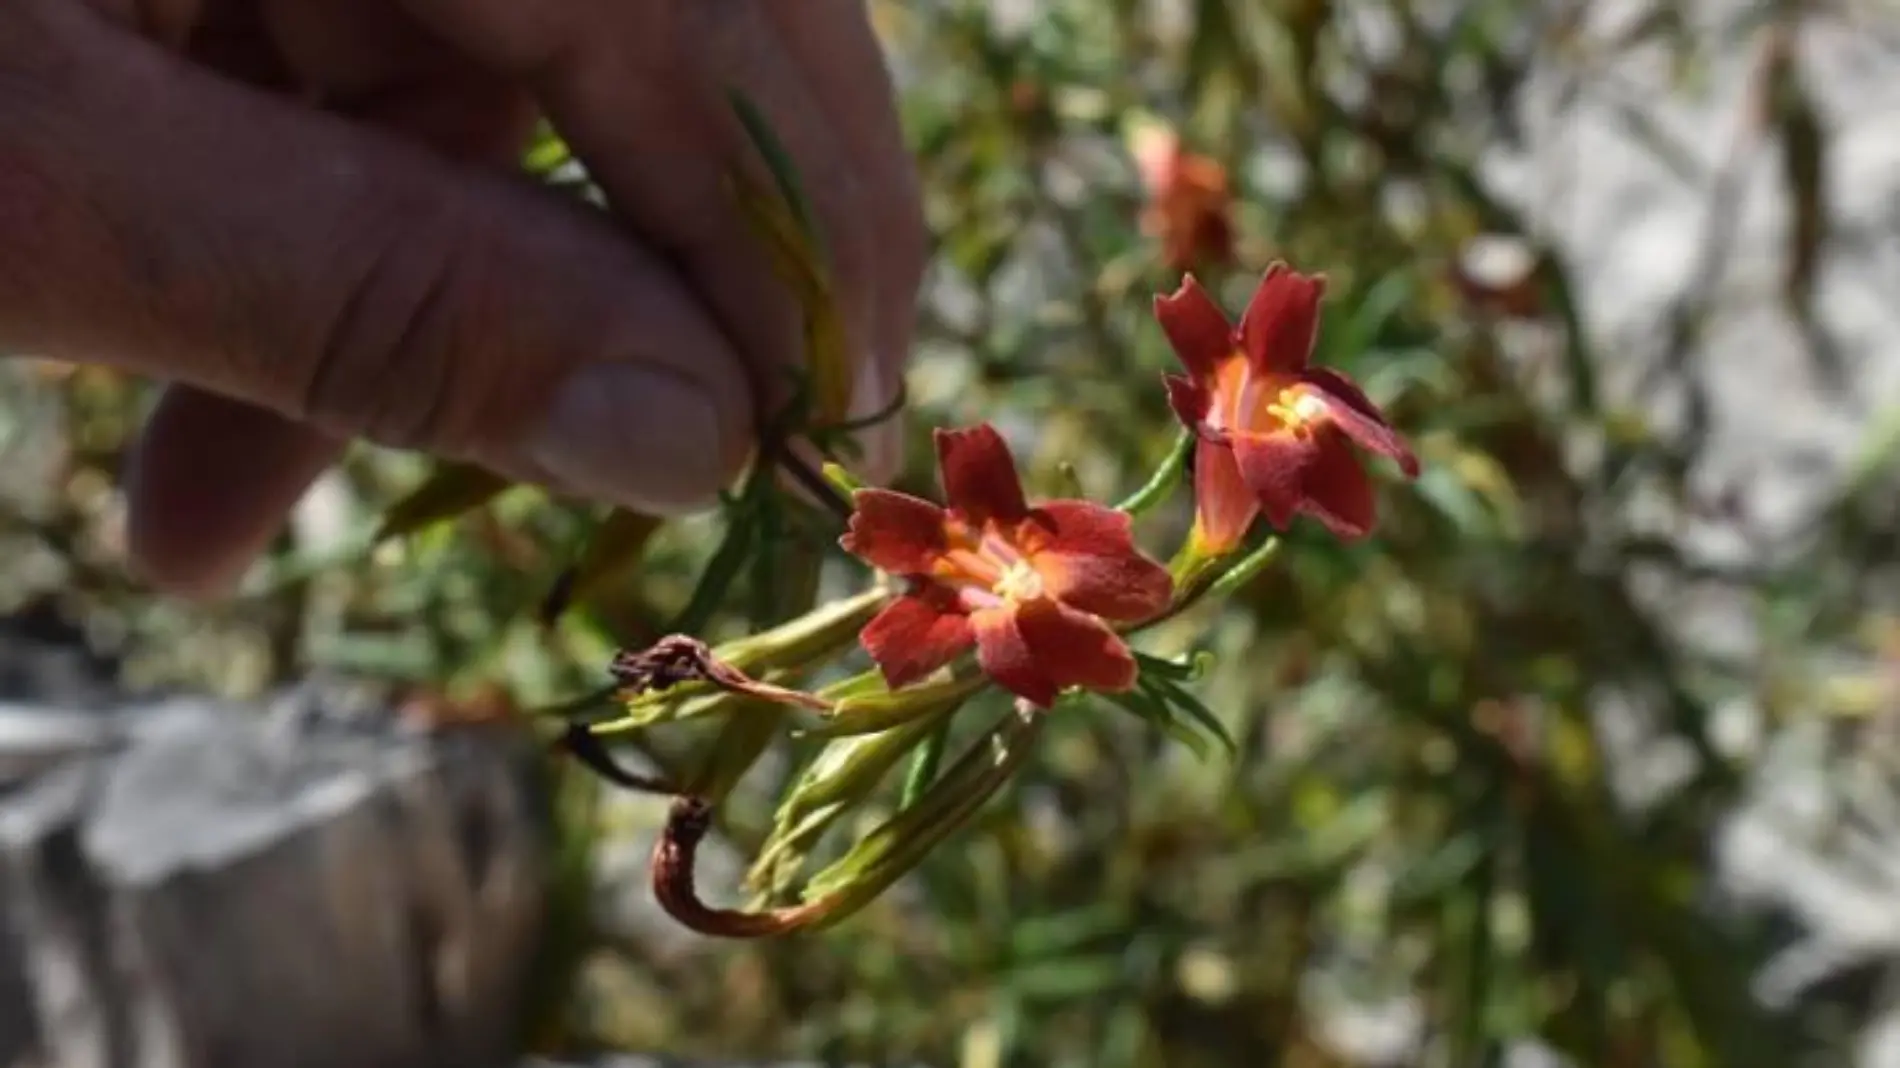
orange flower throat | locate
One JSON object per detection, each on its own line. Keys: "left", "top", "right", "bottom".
{"left": 931, "top": 519, "right": 1044, "bottom": 610}
{"left": 1211, "top": 356, "right": 1330, "bottom": 438}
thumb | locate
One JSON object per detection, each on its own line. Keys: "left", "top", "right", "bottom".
{"left": 0, "top": 3, "right": 754, "bottom": 514}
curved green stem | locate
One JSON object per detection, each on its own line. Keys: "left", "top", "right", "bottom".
{"left": 1115, "top": 430, "right": 1194, "bottom": 515}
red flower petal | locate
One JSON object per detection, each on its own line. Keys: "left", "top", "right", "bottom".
{"left": 1163, "top": 373, "right": 1212, "bottom": 431}
{"left": 1018, "top": 599, "right": 1140, "bottom": 695}
{"left": 860, "top": 592, "right": 975, "bottom": 690}
{"left": 971, "top": 599, "right": 1140, "bottom": 709}
{"left": 1299, "top": 427, "right": 1376, "bottom": 539}
{"left": 1230, "top": 427, "right": 1320, "bottom": 530}
{"left": 1238, "top": 263, "right": 1324, "bottom": 376}
{"left": 1192, "top": 440, "right": 1260, "bottom": 554}
{"left": 1301, "top": 368, "right": 1420, "bottom": 477}
{"left": 1027, "top": 501, "right": 1173, "bottom": 621}
{"left": 1020, "top": 499, "right": 1137, "bottom": 557}
{"left": 840, "top": 489, "right": 947, "bottom": 574}
{"left": 1153, "top": 275, "right": 1234, "bottom": 381}
{"left": 970, "top": 606, "right": 1055, "bottom": 708}
{"left": 935, "top": 424, "right": 1029, "bottom": 525}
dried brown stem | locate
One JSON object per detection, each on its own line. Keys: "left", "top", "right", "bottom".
{"left": 767, "top": 441, "right": 856, "bottom": 522}
{"left": 609, "top": 635, "right": 833, "bottom": 712}
{"left": 554, "top": 723, "right": 678, "bottom": 795}
{"left": 650, "top": 797, "right": 838, "bottom": 938}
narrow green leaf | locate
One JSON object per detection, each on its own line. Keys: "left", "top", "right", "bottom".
{"left": 373, "top": 461, "right": 511, "bottom": 543}
{"left": 1327, "top": 269, "right": 1416, "bottom": 366}
{"left": 728, "top": 88, "right": 818, "bottom": 238}
{"left": 748, "top": 490, "right": 784, "bottom": 627}
{"left": 1004, "top": 956, "right": 1126, "bottom": 1002}
{"left": 1145, "top": 676, "right": 1238, "bottom": 759}
{"left": 1131, "top": 650, "right": 1204, "bottom": 682}
{"left": 747, "top": 699, "right": 967, "bottom": 899}
{"left": 666, "top": 509, "right": 757, "bottom": 636}
{"left": 900, "top": 719, "right": 951, "bottom": 808}
{"left": 1100, "top": 688, "right": 1212, "bottom": 763}
{"left": 540, "top": 508, "right": 664, "bottom": 625}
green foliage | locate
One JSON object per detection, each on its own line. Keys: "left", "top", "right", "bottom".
{"left": 1, "top": 2, "right": 1892, "bottom": 1066}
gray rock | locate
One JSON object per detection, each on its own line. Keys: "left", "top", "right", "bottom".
{"left": 0, "top": 689, "right": 553, "bottom": 1068}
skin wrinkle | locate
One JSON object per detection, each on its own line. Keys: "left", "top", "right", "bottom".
{"left": 373, "top": 234, "right": 465, "bottom": 453}
{"left": 7, "top": 6, "right": 314, "bottom": 394}
{"left": 0, "top": 6, "right": 110, "bottom": 352}
{"left": 0, "top": 130, "right": 85, "bottom": 357}
{"left": 541, "top": 29, "right": 807, "bottom": 398}
{"left": 284, "top": 122, "right": 517, "bottom": 453}
{"left": 299, "top": 206, "right": 450, "bottom": 450}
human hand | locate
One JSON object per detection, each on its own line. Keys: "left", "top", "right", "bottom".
{"left": 0, "top": 0, "right": 924, "bottom": 594}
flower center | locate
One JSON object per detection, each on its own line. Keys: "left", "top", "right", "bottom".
{"left": 1264, "top": 389, "right": 1329, "bottom": 434}
{"left": 1216, "top": 360, "right": 1326, "bottom": 438}
{"left": 1220, "top": 358, "right": 1328, "bottom": 438}
{"left": 994, "top": 560, "right": 1045, "bottom": 602}
{"left": 933, "top": 523, "right": 1042, "bottom": 609}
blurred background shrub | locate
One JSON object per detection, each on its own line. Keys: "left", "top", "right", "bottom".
{"left": 6, "top": 1, "right": 1900, "bottom": 1065}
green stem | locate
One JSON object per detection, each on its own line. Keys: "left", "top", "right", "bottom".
{"left": 821, "top": 462, "right": 868, "bottom": 496}
{"left": 1203, "top": 536, "right": 1285, "bottom": 601}
{"left": 1135, "top": 536, "right": 1283, "bottom": 634}
{"left": 1115, "top": 430, "right": 1194, "bottom": 515}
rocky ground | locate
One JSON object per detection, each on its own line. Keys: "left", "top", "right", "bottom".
{"left": 0, "top": 609, "right": 550, "bottom": 1068}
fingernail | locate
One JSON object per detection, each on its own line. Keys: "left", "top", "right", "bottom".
{"left": 526, "top": 365, "right": 729, "bottom": 515}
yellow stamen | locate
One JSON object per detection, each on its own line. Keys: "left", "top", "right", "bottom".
{"left": 1263, "top": 388, "right": 1329, "bottom": 435}
{"left": 994, "top": 560, "right": 1045, "bottom": 602}
{"left": 933, "top": 522, "right": 1045, "bottom": 609}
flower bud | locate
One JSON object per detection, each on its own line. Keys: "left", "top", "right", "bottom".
{"left": 747, "top": 702, "right": 961, "bottom": 898}
{"left": 805, "top": 667, "right": 989, "bottom": 738}
{"left": 795, "top": 705, "right": 1045, "bottom": 930}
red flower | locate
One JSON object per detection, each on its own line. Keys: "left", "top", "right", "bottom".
{"left": 1132, "top": 127, "right": 1236, "bottom": 272}
{"left": 840, "top": 425, "right": 1173, "bottom": 709}
{"left": 1157, "top": 264, "right": 1420, "bottom": 549}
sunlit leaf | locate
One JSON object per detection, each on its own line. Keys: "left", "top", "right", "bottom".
{"left": 373, "top": 461, "right": 512, "bottom": 543}
{"left": 540, "top": 509, "right": 663, "bottom": 624}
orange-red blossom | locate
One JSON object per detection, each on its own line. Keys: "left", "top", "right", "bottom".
{"left": 1158, "top": 265, "right": 1420, "bottom": 550}
{"left": 1133, "top": 127, "right": 1236, "bottom": 273}
{"left": 841, "top": 425, "right": 1173, "bottom": 709}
